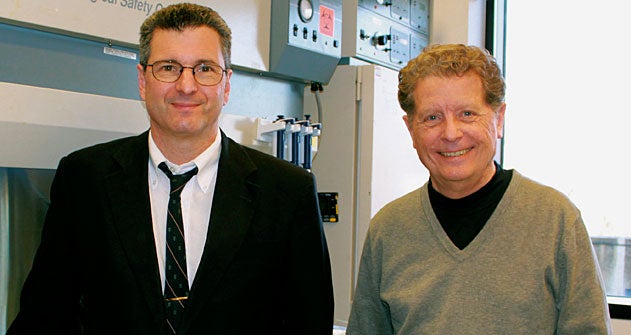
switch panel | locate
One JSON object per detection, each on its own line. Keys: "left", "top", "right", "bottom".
{"left": 318, "top": 192, "right": 339, "bottom": 223}
{"left": 270, "top": 0, "right": 343, "bottom": 84}
{"left": 343, "top": 0, "right": 429, "bottom": 70}
{"left": 357, "top": 0, "right": 407, "bottom": 24}
{"left": 390, "top": 27, "right": 409, "bottom": 65}
{"left": 410, "top": 0, "right": 429, "bottom": 33}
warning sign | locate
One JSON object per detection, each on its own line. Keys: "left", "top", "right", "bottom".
{"left": 319, "top": 5, "right": 334, "bottom": 37}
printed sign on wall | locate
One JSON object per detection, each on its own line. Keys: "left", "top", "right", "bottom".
{"left": 0, "top": 0, "right": 270, "bottom": 71}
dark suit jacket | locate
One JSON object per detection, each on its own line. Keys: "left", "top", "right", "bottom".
{"left": 8, "top": 130, "right": 334, "bottom": 335}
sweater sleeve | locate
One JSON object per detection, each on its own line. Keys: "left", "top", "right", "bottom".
{"left": 555, "top": 215, "right": 612, "bottom": 334}
{"left": 346, "top": 224, "right": 395, "bottom": 335}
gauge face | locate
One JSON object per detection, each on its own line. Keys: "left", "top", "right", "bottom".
{"left": 298, "top": 0, "right": 314, "bottom": 23}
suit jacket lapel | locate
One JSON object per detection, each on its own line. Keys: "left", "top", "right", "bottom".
{"left": 103, "top": 131, "right": 166, "bottom": 327}
{"left": 180, "top": 132, "right": 258, "bottom": 332}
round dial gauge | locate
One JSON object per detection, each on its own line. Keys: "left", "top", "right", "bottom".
{"left": 298, "top": 0, "right": 314, "bottom": 22}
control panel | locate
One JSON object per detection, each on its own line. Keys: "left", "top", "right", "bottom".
{"left": 270, "top": 0, "right": 343, "bottom": 84}
{"left": 342, "top": 0, "right": 429, "bottom": 70}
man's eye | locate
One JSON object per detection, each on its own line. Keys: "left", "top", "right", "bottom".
{"left": 417, "top": 114, "right": 441, "bottom": 127}
{"left": 461, "top": 111, "right": 480, "bottom": 121}
{"left": 160, "top": 65, "right": 175, "bottom": 72}
{"left": 198, "top": 65, "right": 211, "bottom": 72}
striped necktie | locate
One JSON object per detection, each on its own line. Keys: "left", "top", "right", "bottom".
{"left": 158, "top": 162, "right": 198, "bottom": 334}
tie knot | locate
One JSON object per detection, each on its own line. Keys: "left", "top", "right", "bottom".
{"left": 158, "top": 162, "right": 199, "bottom": 193}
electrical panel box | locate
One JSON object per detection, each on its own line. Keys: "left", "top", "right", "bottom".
{"left": 270, "top": 0, "right": 343, "bottom": 84}
{"left": 342, "top": 0, "right": 429, "bottom": 70}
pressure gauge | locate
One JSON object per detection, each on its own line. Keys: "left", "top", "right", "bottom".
{"left": 298, "top": 0, "right": 314, "bottom": 23}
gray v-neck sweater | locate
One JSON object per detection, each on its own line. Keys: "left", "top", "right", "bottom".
{"left": 346, "top": 171, "right": 611, "bottom": 334}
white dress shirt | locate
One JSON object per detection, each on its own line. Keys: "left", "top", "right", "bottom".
{"left": 147, "top": 130, "right": 221, "bottom": 290}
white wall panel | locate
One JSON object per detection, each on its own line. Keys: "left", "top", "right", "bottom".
{"left": 0, "top": 0, "right": 270, "bottom": 71}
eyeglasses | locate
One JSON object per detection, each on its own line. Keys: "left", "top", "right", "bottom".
{"left": 145, "top": 60, "right": 228, "bottom": 86}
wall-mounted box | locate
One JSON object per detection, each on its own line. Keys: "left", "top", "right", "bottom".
{"left": 269, "top": 0, "right": 342, "bottom": 84}
{"left": 342, "top": 0, "right": 429, "bottom": 70}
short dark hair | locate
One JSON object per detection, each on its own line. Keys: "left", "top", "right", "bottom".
{"left": 139, "top": 3, "right": 232, "bottom": 69}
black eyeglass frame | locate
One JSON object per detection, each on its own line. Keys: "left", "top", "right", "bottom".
{"left": 143, "top": 60, "right": 229, "bottom": 86}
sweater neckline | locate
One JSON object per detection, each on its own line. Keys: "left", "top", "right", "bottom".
{"left": 421, "top": 170, "right": 521, "bottom": 261}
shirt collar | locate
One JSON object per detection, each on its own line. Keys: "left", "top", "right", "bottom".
{"left": 148, "top": 130, "right": 222, "bottom": 193}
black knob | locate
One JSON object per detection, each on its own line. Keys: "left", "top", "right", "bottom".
{"left": 374, "top": 34, "right": 391, "bottom": 46}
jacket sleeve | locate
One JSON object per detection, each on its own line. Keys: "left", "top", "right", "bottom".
{"left": 7, "top": 157, "right": 83, "bottom": 334}
{"left": 285, "top": 172, "right": 335, "bottom": 334}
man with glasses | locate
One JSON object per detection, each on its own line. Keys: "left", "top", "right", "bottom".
{"left": 8, "top": 3, "right": 334, "bottom": 335}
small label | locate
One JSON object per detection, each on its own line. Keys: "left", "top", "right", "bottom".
{"left": 319, "top": 5, "right": 335, "bottom": 37}
{"left": 103, "top": 46, "right": 137, "bottom": 60}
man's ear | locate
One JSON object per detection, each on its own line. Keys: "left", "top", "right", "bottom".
{"left": 137, "top": 63, "right": 146, "bottom": 101}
